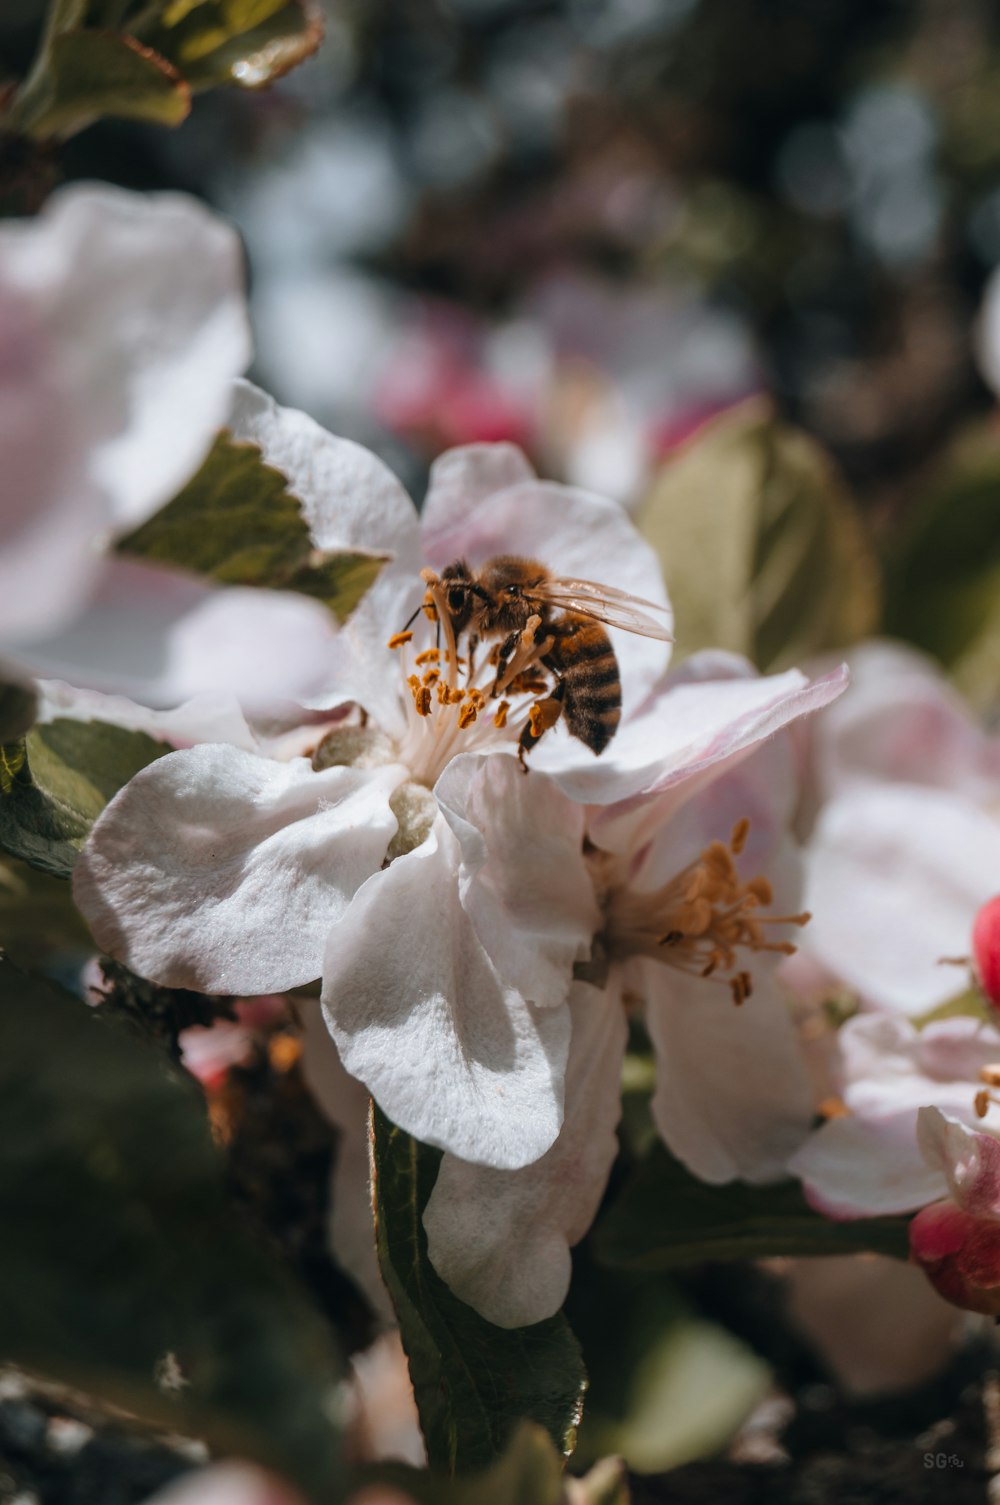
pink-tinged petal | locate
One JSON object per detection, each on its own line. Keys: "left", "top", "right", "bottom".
{"left": 2, "top": 184, "right": 250, "bottom": 529}
{"left": 645, "top": 959, "right": 816, "bottom": 1183}
{"left": 794, "top": 1112, "right": 949, "bottom": 1218}
{"left": 11, "top": 556, "right": 338, "bottom": 713}
{"left": 420, "top": 475, "right": 672, "bottom": 715}
{"left": 321, "top": 814, "right": 570, "bottom": 1170}
{"left": 808, "top": 640, "right": 1000, "bottom": 804}
{"left": 434, "top": 752, "right": 599, "bottom": 1010}
{"left": 916, "top": 1107, "right": 1000, "bottom": 1219}
{"left": 179, "top": 1019, "right": 254, "bottom": 1089}
{"left": 74, "top": 746, "right": 405, "bottom": 994}
{"left": 299, "top": 1001, "right": 393, "bottom": 1325}
{"left": 785, "top": 1255, "right": 960, "bottom": 1399}
{"left": 421, "top": 443, "right": 537, "bottom": 533}
{"left": 423, "top": 981, "right": 627, "bottom": 1327}
{"left": 974, "top": 895, "right": 1000, "bottom": 1010}
{"left": 909, "top": 1199, "right": 1000, "bottom": 1316}
{"left": 804, "top": 785, "right": 1000, "bottom": 1015}
{"left": 576, "top": 666, "right": 848, "bottom": 839}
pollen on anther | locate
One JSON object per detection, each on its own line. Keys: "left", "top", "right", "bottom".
{"left": 413, "top": 685, "right": 432, "bottom": 717}
{"left": 730, "top": 818, "right": 751, "bottom": 855}
{"left": 415, "top": 648, "right": 440, "bottom": 666}
{"left": 458, "top": 703, "right": 478, "bottom": 730}
{"left": 388, "top": 631, "right": 414, "bottom": 649}
{"left": 493, "top": 700, "right": 510, "bottom": 728}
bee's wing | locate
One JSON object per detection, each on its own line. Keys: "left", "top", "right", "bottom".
{"left": 528, "top": 577, "right": 674, "bottom": 641}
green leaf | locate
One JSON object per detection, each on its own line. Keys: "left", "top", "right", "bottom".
{"left": 637, "top": 398, "right": 880, "bottom": 671}
{"left": 567, "top": 1260, "right": 767, "bottom": 1476}
{"left": 141, "top": 0, "right": 323, "bottom": 90}
{"left": 0, "top": 959, "right": 345, "bottom": 1498}
{"left": 884, "top": 420, "right": 1000, "bottom": 713}
{"left": 371, "top": 1104, "right": 587, "bottom": 1476}
{"left": 594, "top": 1142, "right": 911, "bottom": 1272}
{"left": 0, "top": 718, "right": 169, "bottom": 879}
{"left": 0, "top": 855, "right": 95, "bottom": 969}
{"left": 119, "top": 431, "right": 386, "bottom": 624}
{"left": 13, "top": 27, "right": 190, "bottom": 139}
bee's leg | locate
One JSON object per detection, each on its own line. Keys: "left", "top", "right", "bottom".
{"left": 517, "top": 681, "right": 566, "bottom": 772}
{"left": 466, "top": 633, "right": 479, "bottom": 682}
{"left": 491, "top": 631, "right": 521, "bottom": 696}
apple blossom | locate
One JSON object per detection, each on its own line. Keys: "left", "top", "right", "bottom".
{"left": 798, "top": 642, "right": 1000, "bottom": 1015}
{"left": 424, "top": 676, "right": 847, "bottom": 1327}
{"left": 0, "top": 183, "right": 337, "bottom": 708}
{"left": 973, "top": 895, "right": 1000, "bottom": 1011}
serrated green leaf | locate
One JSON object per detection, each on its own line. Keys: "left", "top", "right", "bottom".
{"left": 637, "top": 398, "right": 881, "bottom": 671}
{"left": 884, "top": 419, "right": 1000, "bottom": 714}
{"left": 371, "top": 1104, "right": 587, "bottom": 1476}
{"left": 142, "top": 0, "right": 323, "bottom": 89}
{"left": 14, "top": 27, "right": 190, "bottom": 139}
{"left": 594, "top": 1142, "right": 910, "bottom": 1272}
{"left": 119, "top": 431, "right": 385, "bottom": 624}
{"left": 0, "top": 959, "right": 344, "bottom": 1498}
{"left": 0, "top": 718, "right": 169, "bottom": 879}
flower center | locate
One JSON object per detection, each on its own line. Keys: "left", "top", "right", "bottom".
{"left": 597, "top": 819, "right": 811, "bottom": 1005}
{"left": 386, "top": 578, "right": 557, "bottom": 787}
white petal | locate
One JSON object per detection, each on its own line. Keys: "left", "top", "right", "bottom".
{"left": 9, "top": 557, "right": 338, "bottom": 712}
{"left": 424, "top": 981, "right": 627, "bottom": 1327}
{"left": 3, "top": 183, "right": 251, "bottom": 529}
{"left": 583, "top": 665, "right": 848, "bottom": 843}
{"left": 645, "top": 960, "right": 816, "bottom": 1183}
{"left": 74, "top": 746, "right": 405, "bottom": 993}
{"left": 790, "top": 1113, "right": 947, "bottom": 1217}
{"left": 421, "top": 443, "right": 537, "bottom": 533}
{"left": 35, "top": 678, "right": 260, "bottom": 752}
{"left": 228, "top": 380, "right": 422, "bottom": 734}
{"left": 419, "top": 474, "right": 672, "bottom": 714}
{"left": 434, "top": 752, "right": 599, "bottom": 1009}
{"left": 321, "top": 814, "right": 570, "bottom": 1170}
{"left": 299, "top": 1000, "right": 393, "bottom": 1325}
{"left": 811, "top": 640, "right": 1000, "bottom": 804}
{"left": 804, "top": 785, "right": 1000, "bottom": 1014}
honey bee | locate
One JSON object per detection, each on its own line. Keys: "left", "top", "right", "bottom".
{"left": 423, "top": 554, "right": 672, "bottom": 760}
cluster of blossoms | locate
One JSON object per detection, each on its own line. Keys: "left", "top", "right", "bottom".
{"left": 16, "top": 177, "right": 1000, "bottom": 1392}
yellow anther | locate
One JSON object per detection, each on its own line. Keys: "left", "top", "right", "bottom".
{"left": 458, "top": 703, "right": 478, "bottom": 729}
{"left": 421, "top": 668, "right": 440, "bottom": 686}
{"left": 413, "top": 685, "right": 432, "bottom": 717}
{"left": 415, "top": 648, "right": 440, "bottom": 666}
{"left": 731, "top": 818, "right": 750, "bottom": 854}
{"left": 982, "top": 1065, "right": 1000, "bottom": 1089}
{"left": 976, "top": 1088, "right": 991, "bottom": 1119}
{"left": 388, "top": 630, "right": 413, "bottom": 650}
{"left": 528, "top": 697, "right": 563, "bottom": 738}
{"left": 493, "top": 700, "right": 510, "bottom": 728}
{"left": 818, "top": 1095, "right": 850, "bottom": 1120}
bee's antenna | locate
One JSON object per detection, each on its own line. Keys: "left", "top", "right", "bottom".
{"left": 400, "top": 601, "right": 423, "bottom": 633}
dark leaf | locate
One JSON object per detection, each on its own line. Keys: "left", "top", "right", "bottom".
{"left": 594, "top": 1142, "right": 911, "bottom": 1271}
{"left": 371, "top": 1104, "right": 587, "bottom": 1476}
{"left": 145, "top": 0, "right": 324, "bottom": 90}
{"left": 18, "top": 28, "right": 190, "bottom": 138}
{"left": 0, "top": 718, "right": 169, "bottom": 879}
{"left": 0, "top": 960, "right": 345, "bottom": 1498}
{"left": 119, "top": 431, "right": 385, "bottom": 624}
{"left": 0, "top": 682, "right": 37, "bottom": 743}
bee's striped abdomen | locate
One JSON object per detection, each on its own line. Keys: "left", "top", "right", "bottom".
{"left": 547, "top": 614, "right": 622, "bottom": 754}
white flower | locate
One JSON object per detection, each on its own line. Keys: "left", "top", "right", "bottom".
{"left": 799, "top": 642, "right": 1000, "bottom": 1015}
{"left": 75, "top": 395, "right": 670, "bottom": 1169}
{"left": 423, "top": 658, "right": 847, "bottom": 1327}
{"left": 0, "top": 184, "right": 336, "bottom": 707}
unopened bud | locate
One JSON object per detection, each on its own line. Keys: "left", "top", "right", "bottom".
{"left": 910, "top": 1198, "right": 1000, "bottom": 1316}
{"left": 973, "top": 894, "right": 1000, "bottom": 1010}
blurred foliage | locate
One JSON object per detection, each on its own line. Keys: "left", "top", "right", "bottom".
{"left": 0, "top": 682, "right": 37, "bottom": 742}
{"left": 371, "top": 1103, "right": 587, "bottom": 1477}
{"left": 0, "top": 959, "right": 346, "bottom": 1501}
{"left": 118, "top": 431, "right": 386, "bottom": 623}
{"left": 567, "top": 1258, "right": 767, "bottom": 1475}
{"left": 2, "top": 0, "right": 322, "bottom": 143}
{"left": 0, "top": 854, "right": 93, "bottom": 970}
{"left": 594, "top": 1141, "right": 911, "bottom": 1272}
{"left": 0, "top": 719, "right": 168, "bottom": 879}
{"left": 884, "top": 417, "right": 1000, "bottom": 714}
{"left": 638, "top": 400, "right": 880, "bottom": 669}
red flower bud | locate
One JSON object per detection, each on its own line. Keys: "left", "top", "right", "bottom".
{"left": 973, "top": 894, "right": 1000, "bottom": 1010}
{"left": 910, "top": 1198, "right": 1000, "bottom": 1316}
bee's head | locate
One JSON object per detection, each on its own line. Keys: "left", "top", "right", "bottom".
{"left": 439, "top": 560, "right": 477, "bottom": 633}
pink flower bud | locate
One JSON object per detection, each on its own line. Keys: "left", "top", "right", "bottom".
{"left": 974, "top": 894, "right": 1000, "bottom": 1009}
{"left": 910, "top": 1198, "right": 1000, "bottom": 1315}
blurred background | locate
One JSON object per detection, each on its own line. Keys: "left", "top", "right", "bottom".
{"left": 6, "top": 0, "right": 1000, "bottom": 521}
